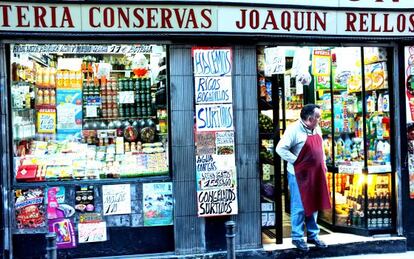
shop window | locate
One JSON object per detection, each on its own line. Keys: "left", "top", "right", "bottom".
{"left": 11, "top": 44, "right": 169, "bottom": 182}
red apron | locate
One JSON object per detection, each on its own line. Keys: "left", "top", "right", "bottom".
{"left": 294, "top": 134, "right": 331, "bottom": 217}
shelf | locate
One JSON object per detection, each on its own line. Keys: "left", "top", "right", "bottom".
{"left": 259, "top": 132, "right": 274, "bottom": 139}
{"left": 364, "top": 59, "right": 388, "bottom": 66}
{"left": 83, "top": 115, "right": 157, "bottom": 121}
{"left": 35, "top": 104, "right": 56, "bottom": 110}
{"left": 111, "top": 69, "right": 132, "bottom": 73}
{"left": 12, "top": 108, "right": 35, "bottom": 111}
{"left": 261, "top": 195, "right": 275, "bottom": 203}
{"left": 12, "top": 174, "right": 171, "bottom": 188}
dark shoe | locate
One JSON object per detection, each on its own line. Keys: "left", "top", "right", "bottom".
{"left": 307, "top": 238, "right": 328, "bottom": 248}
{"left": 292, "top": 239, "right": 309, "bottom": 252}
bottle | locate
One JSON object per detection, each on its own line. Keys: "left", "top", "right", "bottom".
{"left": 76, "top": 71, "right": 82, "bottom": 88}
{"left": 36, "top": 67, "right": 43, "bottom": 86}
{"left": 42, "top": 67, "right": 50, "bottom": 87}
{"left": 383, "top": 140, "right": 391, "bottom": 163}
{"left": 368, "top": 139, "right": 376, "bottom": 162}
{"left": 49, "top": 67, "right": 56, "bottom": 88}
{"left": 376, "top": 116, "right": 383, "bottom": 139}
{"left": 37, "top": 89, "right": 44, "bottom": 105}
{"left": 335, "top": 137, "right": 345, "bottom": 161}
{"left": 43, "top": 89, "right": 50, "bottom": 105}
{"left": 25, "top": 92, "right": 31, "bottom": 109}
{"left": 344, "top": 135, "right": 353, "bottom": 161}
{"left": 383, "top": 93, "right": 389, "bottom": 112}
{"left": 62, "top": 70, "right": 68, "bottom": 88}
{"left": 371, "top": 206, "right": 377, "bottom": 228}
{"left": 347, "top": 208, "right": 354, "bottom": 226}
{"left": 382, "top": 116, "right": 390, "bottom": 139}
{"left": 377, "top": 93, "right": 383, "bottom": 113}
{"left": 50, "top": 89, "right": 56, "bottom": 105}
{"left": 56, "top": 70, "right": 63, "bottom": 88}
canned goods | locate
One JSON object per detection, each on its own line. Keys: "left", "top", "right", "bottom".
{"left": 118, "top": 79, "right": 124, "bottom": 91}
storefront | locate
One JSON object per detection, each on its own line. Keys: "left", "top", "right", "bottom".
{"left": 1, "top": 1, "right": 414, "bottom": 258}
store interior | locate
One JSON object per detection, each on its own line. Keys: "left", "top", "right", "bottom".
{"left": 258, "top": 46, "right": 394, "bottom": 244}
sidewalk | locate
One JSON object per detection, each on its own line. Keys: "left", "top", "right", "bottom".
{"left": 81, "top": 232, "right": 407, "bottom": 259}
{"left": 320, "top": 251, "right": 414, "bottom": 258}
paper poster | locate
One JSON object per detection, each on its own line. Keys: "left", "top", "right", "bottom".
{"left": 102, "top": 184, "right": 131, "bottom": 215}
{"left": 75, "top": 185, "right": 95, "bottom": 213}
{"left": 195, "top": 131, "right": 216, "bottom": 155}
{"left": 197, "top": 188, "right": 238, "bottom": 217}
{"left": 215, "top": 131, "right": 234, "bottom": 155}
{"left": 264, "top": 47, "right": 286, "bottom": 76}
{"left": 193, "top": 47, "right": 238, "bottom": 217}
{"left": 312, "top": 49, "right": 331, "bottom": 76}
{"left": 118, "top": 91, "right": 135, "bottom": 104}
{"left": 193, "top": 48, "right": 232, "bottom": 77}
{"left": 194, "top": 76, "right": 232, "bottom": 104}
{"left": 196, "top": 154, "right": 238, "bottom": 216}
{"left": 78, "top": 221, "right": 107, "bottom": 243}
{"left": 196, "top": 155, "right": 236, "bottom": 190}
{"left": 14, "top": 188, "right": 46, "bottom": 229}
{"left": 56, "top": 89, "right": 82, "bottom": 140}
{"left": 48, "top": 218, "right": 76, "bottom": 249}
{"left": 195, "top": 104, "right": 234, "bottom": 131}
{"left": 37, "top": 110, "right": 56, "bottom": 133}
{"left": 143, "top": 182, "right": 173, "bottom": 226}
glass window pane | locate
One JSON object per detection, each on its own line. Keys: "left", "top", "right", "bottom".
{"left": 11, "top": 44, "right": 169, "bottom": 182}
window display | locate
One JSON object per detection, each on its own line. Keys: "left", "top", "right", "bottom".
{"left": 11, "top": 44, "right": 169, "bottom": 182}
{"left": 258, "top": 46, "right": 394, "bottom": 238}
{"left": 315, "top": 46, "right": 393, "bottom": 231}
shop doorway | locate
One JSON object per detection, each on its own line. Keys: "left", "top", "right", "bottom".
{"left": 258, "top": 46, "right": 395, "bottom": 244}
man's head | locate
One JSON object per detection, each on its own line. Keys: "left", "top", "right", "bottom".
{"left": 300, "top": 104, "right": 321, "bottom": 130}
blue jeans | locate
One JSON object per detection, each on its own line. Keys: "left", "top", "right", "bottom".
{"left": 287, "top": 172, "right": 320, "bottom": 241}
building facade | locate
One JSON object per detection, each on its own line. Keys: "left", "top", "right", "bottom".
{"left": 1, "top": 1, "right": 414, "bottom": 258}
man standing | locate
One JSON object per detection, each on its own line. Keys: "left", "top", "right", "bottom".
{"left": 276, "top": 104, "right": 331, "bottom": 251}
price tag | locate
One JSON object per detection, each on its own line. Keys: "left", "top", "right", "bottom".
{"left": 338, "top": 164, "right": 363, "bottom": 174}
{"left": 125, "top": 71, "right": 131, "bottom": 78}
{"left": 85, "top": 106, "right": 98, "bottom": 118}
{"left": 37, "top": 111, "right": 56, "bottom": 133}
{"left": 118, "top": 91, "right": 135, "bottom": 104}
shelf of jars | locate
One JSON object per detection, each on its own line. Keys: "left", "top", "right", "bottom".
{"left": 11, "top": 46, "right": 169, "bottom": 184}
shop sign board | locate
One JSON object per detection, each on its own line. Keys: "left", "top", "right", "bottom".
{"left": 178, "top": 0, "right": 412, "bottom": 9}
{"left": 193, "top": 47, "right": 238, "bottom": 217}
{"left": 195, "top": 104, "right": 234, "bottom": 131}
{"left": 2, "top": 2, "right": 414, "bottom": 36}
{"left": 195, "top": 76, "right": 232, "bottom": 104}
{"left": 195, "top": 131, "right": 216, "bottom": 155}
